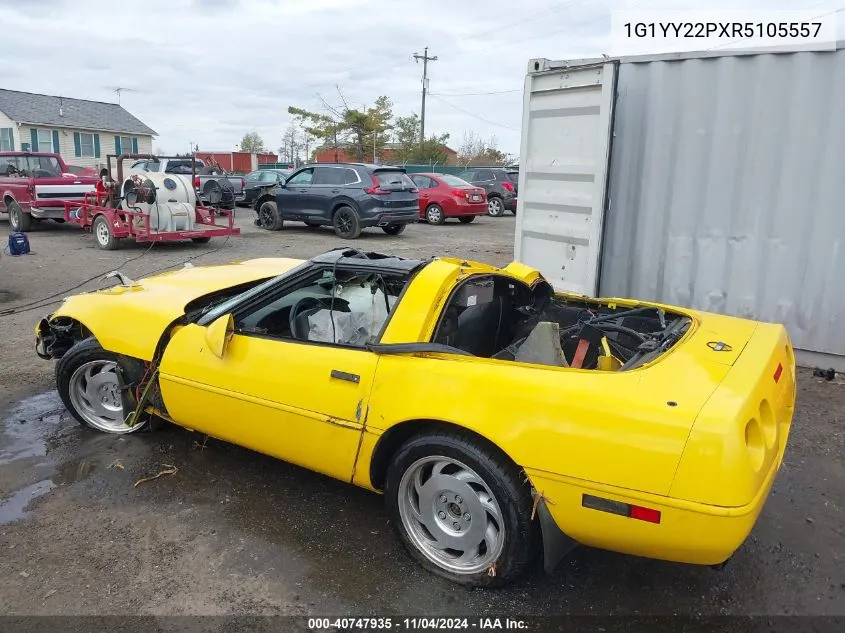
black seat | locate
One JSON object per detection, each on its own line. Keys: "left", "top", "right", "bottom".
{"left": 452, "top": 297, "right": 505, "bottom": 357}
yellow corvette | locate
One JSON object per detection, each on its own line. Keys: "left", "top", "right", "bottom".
{"left": 35, "top": 248, "right": 796, "bottom": 587}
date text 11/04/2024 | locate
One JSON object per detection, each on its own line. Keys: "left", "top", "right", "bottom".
{"left": 307, "top": 618, "right": 529, "bottom": 630}
{"left": 622, "top": 21, "right": 823, "bottom": 38}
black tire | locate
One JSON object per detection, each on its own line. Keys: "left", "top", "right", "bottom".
{"left": 384, "top": 430, "right": 540, "bottom": 587}
{"left": 257, "top": 200, "right": 283, "bottom": 231}
{"left": 191, "top": 236, "right": 211, "bottom": 244}
{"left": 56, "top": 338, "right": 147, "bottom": 434}
{"left": 425, "top": 204, "right": 446, "bottom": 225}
{"left": 333, "top": 205, "right": 361, "bottom": 239}
{"left": 458, "top": 216, "right": 476, "bottom": 224}
{"left": 382, "top": 223, "right": 406, "bottom": 236}
{"left": 92, "top": 214, "right": 120, "bottom": 250}
{"left": 487, "top": 196, "right": 505, "bottom": 217}
{"left": 7, "top": 200, "right": 32, "bottom": 232}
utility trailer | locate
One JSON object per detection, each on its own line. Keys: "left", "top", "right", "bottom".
{"left": 64, "top": 154, "right": 240, "bottom": 250}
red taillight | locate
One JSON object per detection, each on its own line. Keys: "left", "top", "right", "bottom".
{"left": 501, "top": 181, "right": 514, "bottom": 192}
{"left": 193, "top": 177, "right": 200, "bottom": 189}
{"left": 629, "top": 505, "right": 661, "bottom": 524}
{"left": 365, "top": 175, "right": 389, "bottom": 195}
{"left": 241, "top": 178, "right": 245, "bottom": 188}
{"left": 451, "top": 188, "right": 467, "bottom": 198}
{"left": 773, "top": 363, "right": 783, "bottom": 383}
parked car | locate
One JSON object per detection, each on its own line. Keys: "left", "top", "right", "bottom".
{"left": 127, "top": 158, "right": 245, "bottom": 209}
{"left": 457, "top": 167, "right": 518, "bottom": 216}
{"left": 242, "top": 168, "right": 291, "bottom": 206}
{"left": 252, "top": 163, "right": 419, "bottom": 239}
{"left": 409, "top": 173, "right": 487, "bottom": 225}
{"left": 0, "top": 151, "right": 99, "bottom": 231}
{"left": 36, "top": 247, "right": 795, "bottom": 588}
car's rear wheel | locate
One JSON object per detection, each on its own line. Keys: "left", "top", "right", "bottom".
{"left": 458, "top": 216, "right": 476, "bottom": 224}
{"left": 7, "top": 200, "right": 32, "bottom": 232}
{"left": 257, "top": 200, "right": 283, "bottom": 231}
{"left": 92, "top": 215, "right": 120, "bottom": 250}
{"left": 487, "top": 196, "right": 505, "bottom": 217}
{"left": 382, "top": 223, "right": 406, "bottom": 236}
{"left": 56, "top": 338, "right": 147, "bottom": 434}
{"left": 333, "top": 206, "right": 361, "bottom": 239}
{"left": 385, "top": 431, "right": 538, "bottom": 587}
{"left": 425, "top": 204, "right": 445, "bottom": 225}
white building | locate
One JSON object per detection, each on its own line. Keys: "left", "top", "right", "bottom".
{"left": 0, "top": 89, "right": 156, "bottom": 170}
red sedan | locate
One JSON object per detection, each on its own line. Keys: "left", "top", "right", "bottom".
{"left": 409, "top": 173, "right": 487, "bottom": 224}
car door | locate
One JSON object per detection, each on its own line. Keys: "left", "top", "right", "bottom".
{"left": 0, "top": 155, "right": 30, "bottom": 211}
{"left": 277, "top": 167, "right": 314, "bottom": 218}
{"left": 156, "top": 265, "right": 396, "bottom": 482}
{"left": 409, "top": 175, "right": 434, "bottom": 214}
{"left": 308, "top": 166, "right": 344, "bottom": 220}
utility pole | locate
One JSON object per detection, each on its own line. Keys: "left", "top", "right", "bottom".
{"left": 413, "top": 47, "right": 437, "bottom": 146}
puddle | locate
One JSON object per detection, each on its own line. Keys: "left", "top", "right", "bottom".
{"left": 51, "top": 457, "right": 99, "bottom": 485}
{"left": 0, "top": 479, "right": 56, "bottom": 525}
{"left": 0, "top": 391, "right": 69, "bottom": 466}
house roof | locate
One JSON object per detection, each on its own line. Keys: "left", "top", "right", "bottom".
{"left": 0, "top": 89, "right": 157, "bottom": 136}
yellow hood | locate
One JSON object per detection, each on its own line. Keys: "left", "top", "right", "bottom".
{"left": 47, "top": 257, "right": 304, "bottom": 361}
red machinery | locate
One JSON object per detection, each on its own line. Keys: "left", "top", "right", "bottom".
{"left": 63, "top": 153, "right": 241, "bottom": 250}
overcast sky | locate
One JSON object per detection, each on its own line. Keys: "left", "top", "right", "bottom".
{"left": 1, "top": 0, "right": 841, "bottom": 157}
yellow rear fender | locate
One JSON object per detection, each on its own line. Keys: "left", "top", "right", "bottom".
{"left": 360, "top": 418, "right": 524, "bottom": 493}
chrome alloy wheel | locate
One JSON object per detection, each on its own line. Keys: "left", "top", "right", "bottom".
{"left": 67, "top": 360, "right": 141, "bottom": 433}
{"left": 397, "top": 455, "right": 505, "bottom": 575}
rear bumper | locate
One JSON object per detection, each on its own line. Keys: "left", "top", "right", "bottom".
{"left": 360, "top": 210, "right": 419, "bottom": 228}
{"left": 527, "top": 447, "right": 787, "bottom": 569}
{"left": 447, "top": 202, "right": 487, "bottom": 217}
{"left": 504, "top": 196, "right": 518, "bottom": 211}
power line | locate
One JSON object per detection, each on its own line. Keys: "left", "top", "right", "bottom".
{"left": 459, "top": 0, "right": 586, "bottom": 42}
{"left": 429, "top": 95, "right": 520, "bottom": 132}
{"left": 429, "top": 89, "right": 522, "bottom": 97}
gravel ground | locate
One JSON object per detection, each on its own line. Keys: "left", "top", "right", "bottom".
{"left": 0, "top": 213, "right": 842, "bottom": 622}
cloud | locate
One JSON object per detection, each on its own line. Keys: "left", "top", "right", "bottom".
{"left": 0, "top": 0, "right": 841, "bottom": 156}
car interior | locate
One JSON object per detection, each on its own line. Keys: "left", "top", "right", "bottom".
{"left": 431, "top": 275, "right": 691, "bottom": 371}
{"left": 235, "top": 269, "right": 408, "bottom": 347}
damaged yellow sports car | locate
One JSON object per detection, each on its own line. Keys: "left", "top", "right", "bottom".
{"left": 35, "top": 248, "right": 796, "bottom": 586}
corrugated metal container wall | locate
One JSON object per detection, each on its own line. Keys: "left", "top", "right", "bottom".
{"left": 598, "top": 49, "right": 845, "bottom": 361}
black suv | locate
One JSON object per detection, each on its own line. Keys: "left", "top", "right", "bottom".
{"left": 252, "top": 163, "right": 419, "bottom": 238}
{"left": 457, "top": 168, "right": 518, "bottom": 217}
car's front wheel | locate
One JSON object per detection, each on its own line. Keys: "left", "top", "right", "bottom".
{"left": 56, "top": 338, "right": 147, "bottom": 434}
{"left": 385, "top": 431, "right": 538, "bottom": 587}
{"left": 257, "top": 200, "right": 283, "bottom": 231}
{"left": 425, "top": 204, "right": 445, "bottom": 225}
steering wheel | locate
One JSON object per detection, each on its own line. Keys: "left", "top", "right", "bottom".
{"left": 289, "top": 296, "right": 350, "bottom": 340}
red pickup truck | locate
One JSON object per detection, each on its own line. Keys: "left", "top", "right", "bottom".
{"left": 0, "top": 151, "right": 100, "bottom": 231}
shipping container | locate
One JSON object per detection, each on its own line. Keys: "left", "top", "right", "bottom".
{"left": 514, "top": 42, "right": 845, "bottom": 368}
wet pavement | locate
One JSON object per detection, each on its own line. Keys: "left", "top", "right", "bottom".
{"left": 0, "top": 374, "right": 843, "bottom": 618}
{"left": 0, "top": 215, "right": 843, "bottom": 620}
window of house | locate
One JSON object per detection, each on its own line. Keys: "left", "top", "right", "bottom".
{"left": 79, "top": 133, "right": 95, "bottom": 157}
{"left": 35, "top": 129, "right": 53, "bottom": 153}
{"left": 120, "top": 136, "right": 134, "bottom": 154}
{"left": 0, "top": 128, "right": 12, "bottom": 152}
